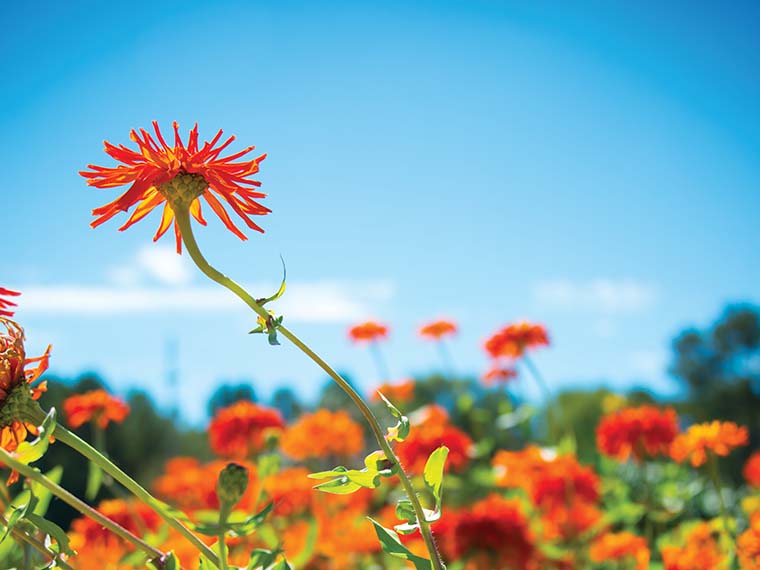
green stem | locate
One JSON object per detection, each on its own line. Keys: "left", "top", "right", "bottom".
{"left": 522, "top": 354, "right": 563, "bottom": 443}
{"left": 6, "top": 522, "right": 73, "bottom": 570}
{"left": 369, "top": 341, "right": 391, "bottom": 382}
{"left": 0, "top": 447, "right": 164, "bottom": 565}
{"left": 174, "top": 208, "right": 446, "bottom": 570}
{"left": 218, "top": 505, "right": 230, "bottom": 570}
{"left": 23, "top": 409, "right": 220, "bottom": 568}
{"left": 707, "top": 453, "right": 735, "bottom": 546}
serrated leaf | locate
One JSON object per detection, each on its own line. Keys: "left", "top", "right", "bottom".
{"left": 368, "top": 518, "right": 432, "bottom": 570}
{"left": 13, "top": 408, "right": 57, "bottom": 464}
{"left": 423, "top": 446, "right": 449, "bottom": 519}
{"left": 25, "top": 513, "right": 75, "bottom": 556}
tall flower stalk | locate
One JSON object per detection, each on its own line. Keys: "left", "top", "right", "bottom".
{"left": 81, "top": 122, "right": 446, "bottom": 569}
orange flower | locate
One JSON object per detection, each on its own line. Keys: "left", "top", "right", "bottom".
{"left": 745, "top": 451, "right": 760, "bottom": 488}
{"left": 482, "top": 365, "right": 518, "bottom": 386}
{"left": 372, "top": 379, "right": 415, "bottom": 404}
{"left": 347, "top": 321, "right": 389, "bottom": 343}
{"left": 0, "top": 288, "right": 20, "bottom": 318}
{"left": 445, "top": 495, "right": 535, "bottom": 570}
{"left": 153, "top": 457, "right": 259, "bottom": 513}
{"left": 63, "top": 389, "right": 130, "bottom": 429}
{"left": 81, "top": 122, "right": 268, "bottom": 253}
{"left": 738, "top": 516, "right": 760, "bottom": 570}
{"left": 597, "top": 405, "right": 679, "bottom": 462}
{"left": 670, "top": 421, "right": 749, "bottom": 467}
{"left": 281, "top": 409, "right": 364, "bottom": 460}
{"left": 484, "top": 321, "right": 549, "bottom": 359}
{"left": 208, "top": 401, "right": 284, "bottom": 459}
{"left": 395, "top": 405, "right": 472, "bottom": 474}
{"left": 263, "top": 467, "right": 315, "bottom": 517}
{"left": 0, "top": 319, "right": 50, "bottom": 462}
{"left": 493, "top": 446, "right": 601, "bottom": 541}
{"left": 661, "top": 522, "right": 728, "bottom": 570}
{"left": 589, "top": 532, "right": 649, "bottom": 570}
{"left": 418, "top": 319, "right": 458, "bottom": 340}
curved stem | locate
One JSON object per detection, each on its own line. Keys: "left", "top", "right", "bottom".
{"left": 22, "top": 407, "right": 220, "bottom": 568}
{"left": 174, "top": 208, "right": 446, "bottom": 570}
{"left": 0, "top": 447, "right": 163, "bottom": 564}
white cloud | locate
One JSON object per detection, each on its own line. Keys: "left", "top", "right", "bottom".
{"left": 107, "top": 245, "right": 193, "bottom": 287}
{"left": 533, "top": 278, "right": 657, "bottom": 315}
{"left": 17, "top": 280, "right": 395, "bottom": 323}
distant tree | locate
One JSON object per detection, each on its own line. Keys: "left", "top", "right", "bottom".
{"left": 207, "top": 383, "right": 258, "bottom": 416}
{"left": 271, "top": 386, "right": 303, "bottom": 422}
{"left": 670, "top": 304, "right": 760, "bottom": 481}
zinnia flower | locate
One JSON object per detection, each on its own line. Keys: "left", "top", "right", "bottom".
{"left": 372, "top": 379, "right": 415, "bottom": 404}
{"left": 0, "top": 319, "right": 50, "bottom": 460}
{"left": 744, "top": 451, "right": 760, "bottom": 488}
{"left": 484, "top": 321, "right": 549, "bottom": 359}
{"left": 0, "top": 288, "right": 20, "bottom": 318}
{"left": 281, "top": 409, "right": 364, "bottom": 460}
{"left": 418, "top": 319, "right": 457, "bottom": 340}
{"left": 81, "top": 122, "right": 268, "bottom": 253}
{"left": 208, "top": 401, "right": 285, "bottom": 459}
{"left": 482, "top": 365, "right": 518, "bottom": 386}
{"left": 446, "top": 495, "right": 535, "bottom": 570}
{"left": 660, "top": 522, "right": 728, "bottom": 570}
{"left": 395, "top": 405, "right": 472, "bottom": 474}
{"left": 347, "top": 321, "right": 389, "bottom": 343}
{"left": 589, "top": 532, "right": 649, "bottom": 570}
{"left": 670, "top": 421, "right": 749, "bottom": 467}
{"left": 596, "top": 405, "right": 679, "bottom": 462}
{"left": 63, "top": 389, "right": 130, "bottom": 429}
{"left": 738, "top": 516, "right": 760, "bottom": 570}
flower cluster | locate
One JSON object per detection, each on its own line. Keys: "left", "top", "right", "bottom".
{"left": 208, "top": 401, "right": 285, "bottom": 458}
{"left": 347, "top": 321, "right": 389, "bottom": 343}
{"left": 596, "top": 405, "right": 679, "bottom": 462}
{"left": 670, "top": 420, "right": 749, "bottom": 467}
{"left": 484, "top": 321, "right": 549, "bottom": 359}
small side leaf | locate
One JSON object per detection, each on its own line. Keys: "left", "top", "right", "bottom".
{"left": 13, "top": 408, "right": 57, "bottom": 465}
{"left": 368, "top": 518, "right": 432, "bottom": 570}
{"left": 423, "top": 446, "right": 449, "bottom": 521}
{"left": 378, "top": 392, "right": 411, "bottom": 442}
{"left": 25, "top": 513, "right": 75, "bottom": 556}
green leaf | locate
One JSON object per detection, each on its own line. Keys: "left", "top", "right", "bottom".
{"left": 150, "top": 552, "right": 180, "bottom": 570}
{"left": 13, "top": 408, "right": 57, "bottom": 464}
{"left": 367, "top": 518, "right": 432, "bottom": 570}
{"left": 272, "top": 560, "right": 292, "bottom": 570}
{"left": 247, "top": 547, "right": 282, "bottom": 570}
{"left": 85, "top": 461, "right": 104, "bottom": 500}
{"left": 25, "top": 513, "right": 75, "bottom": 556}
{"left": 378, "top": 392, "right": 411, "bottom": 442}
{"left": 423, "top": 446, "right": 449, "bottom": 520}
{"left": 261, "top": 256, "right": 287, "bottom": 305}
{"left": 309, "top": 464, "right": 388, "bottom": 493}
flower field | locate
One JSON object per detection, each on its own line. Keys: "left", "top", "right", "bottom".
{"left": 0, "top": 121, "right": 758, "bottom": 570}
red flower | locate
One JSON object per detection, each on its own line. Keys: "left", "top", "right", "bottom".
{"left": 81, "top": 122, "right": 268, "bottom": 253}
{"left": 482, "top": 365, "right": 518, "bottom": 386}
{"left": 208, "top": 401, "right": 285, "bottom": 459}
{"left": 670, "top": 421, "right": 749, "bottom": 467}
{"left": 418, "top": 319, "right": 457, "bottom": 341}
{"left": 596, "top": 405, "right": 679, "bottom": 462}
{"left": 348, "top": 321, "right": 389, "bottom": 343}
{"left": 745, "top": 451, "right": 760, "bottom": 488}
{"left": 0, "top": 319, "right": 51, "bottom": 468}
{"left": 63, "top": 389, "right": 130, "bottom": 429}
{"left": 484, "top": 321, "right": 549, "bottom": 359}
{"left": 0, "top": 289, "right": 20, "bottom": 318}
{"left": 445, "top": 495, "right": 535, "bottom": 570}
{"left": 281, "top": 409, "right": 365, "bottom": 461}
{"left": 395, "top": 405, "right": 472, "bottom": 474}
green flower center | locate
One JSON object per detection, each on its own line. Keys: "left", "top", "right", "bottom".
{"left": 159, "top": 173, "right": 208, "bottom": 210}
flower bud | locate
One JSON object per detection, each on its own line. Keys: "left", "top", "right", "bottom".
{"left": 216, "top": 463, "right": 249, "bottom": 508}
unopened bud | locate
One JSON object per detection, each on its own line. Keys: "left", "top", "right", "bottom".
{"left": 216, "top": 463, "right": 249, "bottom": 508}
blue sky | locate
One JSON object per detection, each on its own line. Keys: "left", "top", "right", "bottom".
{"left": 2, "top": 1, "right": 759, "bottom": 422}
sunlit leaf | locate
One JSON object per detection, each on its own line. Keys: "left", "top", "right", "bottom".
{"left": 367, "top": 518, "right": 432, "bottom": 570}
{"left": 13, "top": 408, "right": 57, "bottom": 465}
